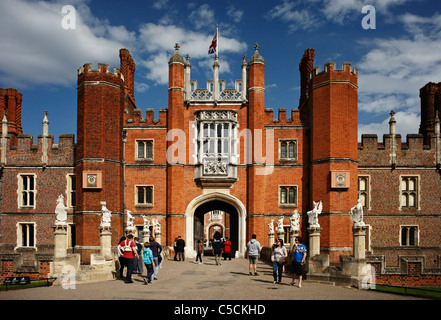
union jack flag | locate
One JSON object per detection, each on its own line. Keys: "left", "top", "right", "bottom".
{"left": 208, "top": 29, "right": 217, "bottom": 54}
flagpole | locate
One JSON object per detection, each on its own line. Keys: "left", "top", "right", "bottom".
{"left": 216, "top": 25, "right": 219, "bottom": 58}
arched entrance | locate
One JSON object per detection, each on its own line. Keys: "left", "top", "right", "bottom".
{"left": 185, "top": 193, "right": 246, "bottom": 258}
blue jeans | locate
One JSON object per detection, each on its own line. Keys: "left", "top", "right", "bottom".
{"left": 153, "top": 257, "right": 159, "bottom": 279}
{"left": 272, "top": 261, "right": 284, "bottom": 282}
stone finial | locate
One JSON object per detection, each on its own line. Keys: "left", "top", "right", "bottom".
{"left": 169, "top": 43, "right": 184, "bottom": 65}
{"left": 389, "top": 110, "right": 396, "bottom": 135}
{"left": 249, "top": 42, "right": 265, "bottom": 65}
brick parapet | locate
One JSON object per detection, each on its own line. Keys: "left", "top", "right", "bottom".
{"left": 358, "top": 133, "right": 437, "bottom": 167}
{"left": 124, "top": 108, "right": 168, "bottom": 127}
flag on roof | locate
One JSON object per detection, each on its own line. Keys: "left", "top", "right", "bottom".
{"left": 208, "top": 27, "right": 218, "bottom": 55}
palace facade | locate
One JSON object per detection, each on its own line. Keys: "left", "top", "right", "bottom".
{"left": 1, "top": 44, "right": 440, "bottom": 286}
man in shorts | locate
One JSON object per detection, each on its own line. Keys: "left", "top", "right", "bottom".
{"left": 290, "top": 236, "right": 307, "bottom": 287}
{"left": 246, "top": 234, "right": 261, "bottom": 276}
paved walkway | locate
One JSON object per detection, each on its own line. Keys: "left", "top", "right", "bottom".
{"left": 0, "top": 256, "right": 424, "bottom": 302}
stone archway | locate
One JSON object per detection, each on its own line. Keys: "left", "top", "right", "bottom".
{"left": 185, "top": 192, "right": 246, "bottom": 258}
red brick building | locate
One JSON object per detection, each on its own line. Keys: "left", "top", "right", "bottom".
{"left": 0, "top": 45, "right": 440, "bottom": 286}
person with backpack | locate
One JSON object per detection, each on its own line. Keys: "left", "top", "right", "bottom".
{"left": 194, "top": 240, "right": 203, "bottom": 264}
{"left": 117, "top": 234, "right": 138, "bottom": 283}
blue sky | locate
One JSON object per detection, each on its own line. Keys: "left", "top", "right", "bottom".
{"left": 1, "top": 0, "right": 440, "bottom": 142}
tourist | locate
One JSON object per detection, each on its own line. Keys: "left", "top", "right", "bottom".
{"left": 173, "top": 237, "right": 179, "bottom": 261}
{"left": 246, "top": 234, "right": 261, "bottom": 276}
{"left": 212, "top": 238, "right": 223, "bottom": 265}
{"left": 223, "top": 237, "right": 232, "bottom": 260}
{"left": 133, "top": 237, "right": 143, "bottom": 274}
{"left": 142, "top": 242, "right": 155, "bottom": 285}
{"left": 195, "top": 239, "right": 203, "bottom": 264}
{"left": 117, "top": 234, "right": 138, "bottom": 283}
{"left": 117, "top": 236, "right": 126, "bottom": 280}
{"left": 176, "top": 236, "right": 185, "bottom": 262}
{"left": 290, "top": 236, "right": 307, "bottom": 288}
{"left": 271, "top": 239, "right": 288, "bottom": 284}
{"left": 149, "top": 235, "right": 162, "bottom": 280}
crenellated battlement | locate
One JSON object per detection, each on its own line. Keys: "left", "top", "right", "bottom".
{"left": 78, "top": 63, "right": 124, "bottom": 81}
{"left": 311, "top": 62, "right": 358, "bottom": 87}
{"left": 358, "top": 133, "right": 439, "bottom": 167}
{"left": 4, "top": 133, "right": 75, "bottom": 167}
{"left": 124, "top": 108, "right": 168, "bottom": 127}
{"left": 264, "top": 108, "right": 302, "bottom": 126}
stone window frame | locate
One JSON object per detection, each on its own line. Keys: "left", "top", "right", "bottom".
{"left": 16, "top": 222, "right": 36, "bottom": 248}
{"left": 399, "top": 175, "right": 420, "bottom": 210}
{"left": 135, "top": 139, "right": 154, "bottom": 161}
{"left": 278, "top": 185, "right": 298, "bottom": 207}
{"left": 66, "top": 174, "right": 76, "bottom": 208}
{"left": 358, "top": 175, "right": 370, "bottom": 210}
{"left": 400, "top": 225, "right": 419, "bottom": 246}
{"left": 278, "top": 139, "right": 298, "bottom": 161}
{"left": 17, "top": 173, "right": 37, "bottom": 209}
{"left": 135, "top": 185, "right": 154, "bottom": 207}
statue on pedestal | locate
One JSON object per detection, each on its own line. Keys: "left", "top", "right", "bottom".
{"left": 55, "top": 195, "right": 68, "bottom": 225}
{"left": 277, "top": 216, "right": 284, "bottom": 233}
{"left": 152, "top": 218, "right": 161, "bottom": 234}
{"left": 307, "top": 200, "right": 322, "bottom": 228}
{"left": 141, "top": 215, "right": 150, "bottom": 230}
{"left": 100, "top": 201, "right": 112, "bottom": 228}
{"left": 350, "top": 198, "right": 365, "bottom": 227}
{"left": 126, "top": 210, "right": 135, "bottom": 229}
{"left": 290, "top": 209, "right": 300, "bottom": 232}
{"left": 267, "top": 219, "right": 275, "bottom": 234}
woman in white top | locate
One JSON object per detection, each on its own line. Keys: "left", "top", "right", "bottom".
{"left": 271, "top": 239, "right": 288, "bottom": 284}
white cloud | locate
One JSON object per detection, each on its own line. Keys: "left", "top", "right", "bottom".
{"left": 0, "top": 0, "right": 131, "bottom": 87}
{"left": 137, "top": 23, "right": 246, "bottom": 85}
{"left": 358, "top": 111, "right": 420, "bottom": 141}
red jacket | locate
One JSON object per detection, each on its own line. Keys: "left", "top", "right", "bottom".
{"left": 223, "top": 240, "right": 231, "bottom": 253}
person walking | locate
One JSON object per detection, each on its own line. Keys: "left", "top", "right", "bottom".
{"left": 271, "top": 239, "right": 288, "bottom": 284}
{"left": 212, "top": 238, "right": 223, "bottom": 265}
{"left": 149, "top": 235, "right": 162, "bottom": 280}
{"left": 176, "top": 236, "right": 185, "bottom": 262}
{"left": 195, "top": 240, "right": 203, "bottom": 264}
{"left": 246, "top": 234, "right": 261, "bottom": 276}
{"left": 223, "top": 237, "right": 232, "bottom": 260}
{"left": 290, "top": 236, "right": 307, "bottom": 288}
{"left": 117, "top": 234, "right": 138, "bottom": 284}
{"left": 142, "top": 242, "right": 155, "bottom": 285}
{"left": 133, "top": 237, "right": 143, "bottom": 274}
{"left": 117, "top": 236, "right": 126, "bottom": 280}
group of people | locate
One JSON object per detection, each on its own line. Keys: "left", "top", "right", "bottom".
{"left": 246, "top": 234, "right": 307, "bottom": 288}
{"left": 118, "top": 232, "right": 307, "bottom": 288}
{"left": 117, "top": 234, "right": 162, "bottom": 285}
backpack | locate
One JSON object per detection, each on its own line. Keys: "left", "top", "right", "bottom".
{"left": 123, "top": 240, "right": 133, "bottom": 252}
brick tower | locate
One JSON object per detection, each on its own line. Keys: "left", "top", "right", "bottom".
{"left": 76, "top": 62, "right": 126, "bottom": 263}
{"left": 246, "top": 43, "right": 267, "bottom": 238}
{"left": 308, "top": 59, "right": 359, "bottom": 263}
{"left": 166, "top": 44, "right": 186, "bottom": 245}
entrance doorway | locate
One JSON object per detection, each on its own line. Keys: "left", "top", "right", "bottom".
{"left": 194, "top": 200, "right": 239, "bottom": 257}
{"left": 185, "top": 193, "right": 246, "bottom": 258}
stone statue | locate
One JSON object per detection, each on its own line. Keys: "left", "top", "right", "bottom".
{"left": 277, "top": 215, "right": 284, "bottom": 232}
{"left": 290, "top": 209, "right": 300, "bottom": 231}
{"left": 307, "top": 200, "right": 322, "bottom": 228}
{"left": 55, "top": 195, "right": 68, "bottom": 225}
{"left": 152, "top": 218, "right": 161, "bottom": 233}
{"left": 141, "top": 215, "right": 150, "bottom": 229}
{"left": 100, "top": 201, "right": 111, "bottom": 228}
{"left": 268, "top": 219, "right": 275, "bottom": 234}
{"left": 126, "top": 210, "right": 135, "bottom": 230}
{"left": 350, "top": 198, "right": 365, "bottom": 227}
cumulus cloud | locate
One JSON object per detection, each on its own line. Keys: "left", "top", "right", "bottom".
{"left": 0, "top": 0, "right": 130, "bottom": 87}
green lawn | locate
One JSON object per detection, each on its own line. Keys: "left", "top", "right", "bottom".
{"left": 372, "top": 285, "right": 441, "bottom": 299}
